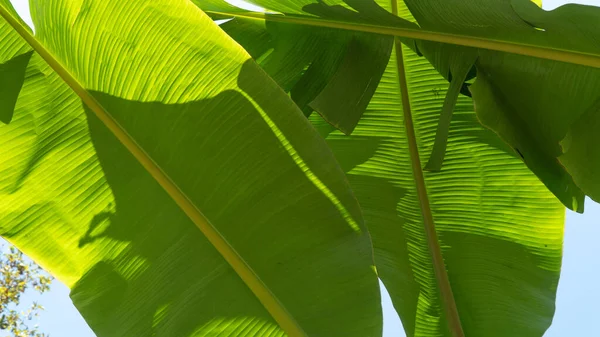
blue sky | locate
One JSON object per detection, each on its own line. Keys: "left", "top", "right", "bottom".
{"left": 6, "top": 0, "right": 600, "bottom": 336}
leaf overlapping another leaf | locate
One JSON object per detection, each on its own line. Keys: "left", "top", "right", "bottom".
{"left": 206, "top": 0, "right": 600, "bottom": 213}
{"left": 199, "top": 0, "right": 417, "bottom": 134}
{"left": 404, "top": 0, "right": 600, "bottom": 212}
{"left": 0, "top": 0, "right": 598, "bottom": 336}
{"left": 204, "top": 1, "right": 577, "bottom": 336}
{"left": 0, "top": 1, "right": 383, "bottom": 336}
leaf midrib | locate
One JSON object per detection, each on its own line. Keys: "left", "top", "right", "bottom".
{"left": 0, "top": 4, "right": 306, "bottom": 337}
{"left": 204, "top": 9, "right": 600, "bottom": 69}
{"left": 390, "top": 0, "right": 464, "bottom": 336}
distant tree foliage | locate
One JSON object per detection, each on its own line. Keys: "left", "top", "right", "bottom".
{"left": 0, "top": 245, "right": 52, "bottom": 337}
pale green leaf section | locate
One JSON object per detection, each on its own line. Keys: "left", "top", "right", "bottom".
{"left": 0, "top": 0, "right": 29, "bottom": 62}
{"left": 310, "top": 1, "right": 565, "bottom": 336}
{"left": 0, "top": 1, "right": 382, "bottom": 336}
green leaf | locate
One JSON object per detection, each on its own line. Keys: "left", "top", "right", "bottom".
{"left": 0, "top": 0, "right": 32, "bottom": 125}
{"left": 557, "top": 97, "right": 600, "bottom": 203}
{"left": 470, "top": 70, "right": 584, "bottom": 213}
{"left": 0, "top": 51, "right": 32, "bottom": 124}
{"left": 369, "top": 0, "right": 600, "bottom": 211}
{"left": 203, "top": 1, "right": 600, "bottom": 68}
{"left": 198, "top": 0, "right": 406, "bottom": 134}
{"left": 467, "top": 1, "right": 600, "bottom": 212}
{"left": 0, "top": 0, "right": 30, "bottom": 62}
{"left": 309, "top": 1, "right": 564, "bottom": 336}
{"left": 400, "top": 0, "right": 598, "bottom": 212}
{"left": 424, "top": 51, "right": 477, "bottom": 171}
{"left": 0, "top": 1, "right": 382, "bottom": 336}
{"left": 206, "top": 0, "right": 600, "bottom": 211}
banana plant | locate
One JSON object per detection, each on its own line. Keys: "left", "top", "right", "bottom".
{"left": 192, "top": 0, "right": 600, "bottom": 336}
{"left": 0, "top": 0, "right": 382, "bottom": 336}
{"left": 203, "top": 0, "right": 600, "bottom": 213}
{"left": 197, "top": 1, "right": 571, "bottom": 336}
{"left": 0, "top": 0, "right": 599, "bottom": 337}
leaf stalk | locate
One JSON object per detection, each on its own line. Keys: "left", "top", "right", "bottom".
{"left": 205, "top": 10, "right": 600, "bottom": 69}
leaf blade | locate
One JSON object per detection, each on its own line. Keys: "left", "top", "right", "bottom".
{"left": 0, "top": 1, "right": 382, "bottom": 336}
{"left": 307, "top": 1, "right": 564, "bottom": 336}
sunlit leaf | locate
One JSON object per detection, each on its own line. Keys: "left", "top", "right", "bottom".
{"left": 0, "top": 1, "right": 382, "bottom": 336}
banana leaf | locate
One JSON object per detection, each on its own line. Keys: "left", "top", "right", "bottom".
{"left": 0, "top": 1, "right": 382, "bottom": 336}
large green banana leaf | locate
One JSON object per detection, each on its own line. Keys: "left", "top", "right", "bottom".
{"left": 0, "top": 1, "right": 383, "bottom": 336}
{"left": 204, "top": 0, "right": 600, "bottom": 213}
{"left": 314, "top": 1, "right": 565, "bottom": 336}
{"left": 205, "top": 0, "right": 566, "bottom": 336}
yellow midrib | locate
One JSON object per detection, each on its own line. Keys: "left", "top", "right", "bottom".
{"left": 0, "top": 4, "right": 306, "bottom": 336}
{"left": 204, "top": 10, "right": 600, "bottom": 69}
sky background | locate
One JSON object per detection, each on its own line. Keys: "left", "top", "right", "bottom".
{"left": 6, "top": 0, "right": 599, "bottom": 336}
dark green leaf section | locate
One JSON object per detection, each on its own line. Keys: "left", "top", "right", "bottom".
{"left": 557, "top": 98, "right": 600, "bottom": 202}
{"left": 307, "top": 33, "right": 392, "bottom": 134}
{"left": 218, "top": 16, "right": 394, "bottom": 134}
{"left": 0, "top": 52, "right": 32, "bottom": 124}
{"left": 399, "top": 0, "right": 600, "bottom": 211}
{"left": 511, "top": 0, "right": 600, "bottom": 55}
{"left": 425, "top": 51, "right": 477, "bottom": 171}
{"left": 471, "top": 69, "right": 584, "bottom": 212}
{"left": 197, "top": 0, "right": 415, "bottom": 134}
